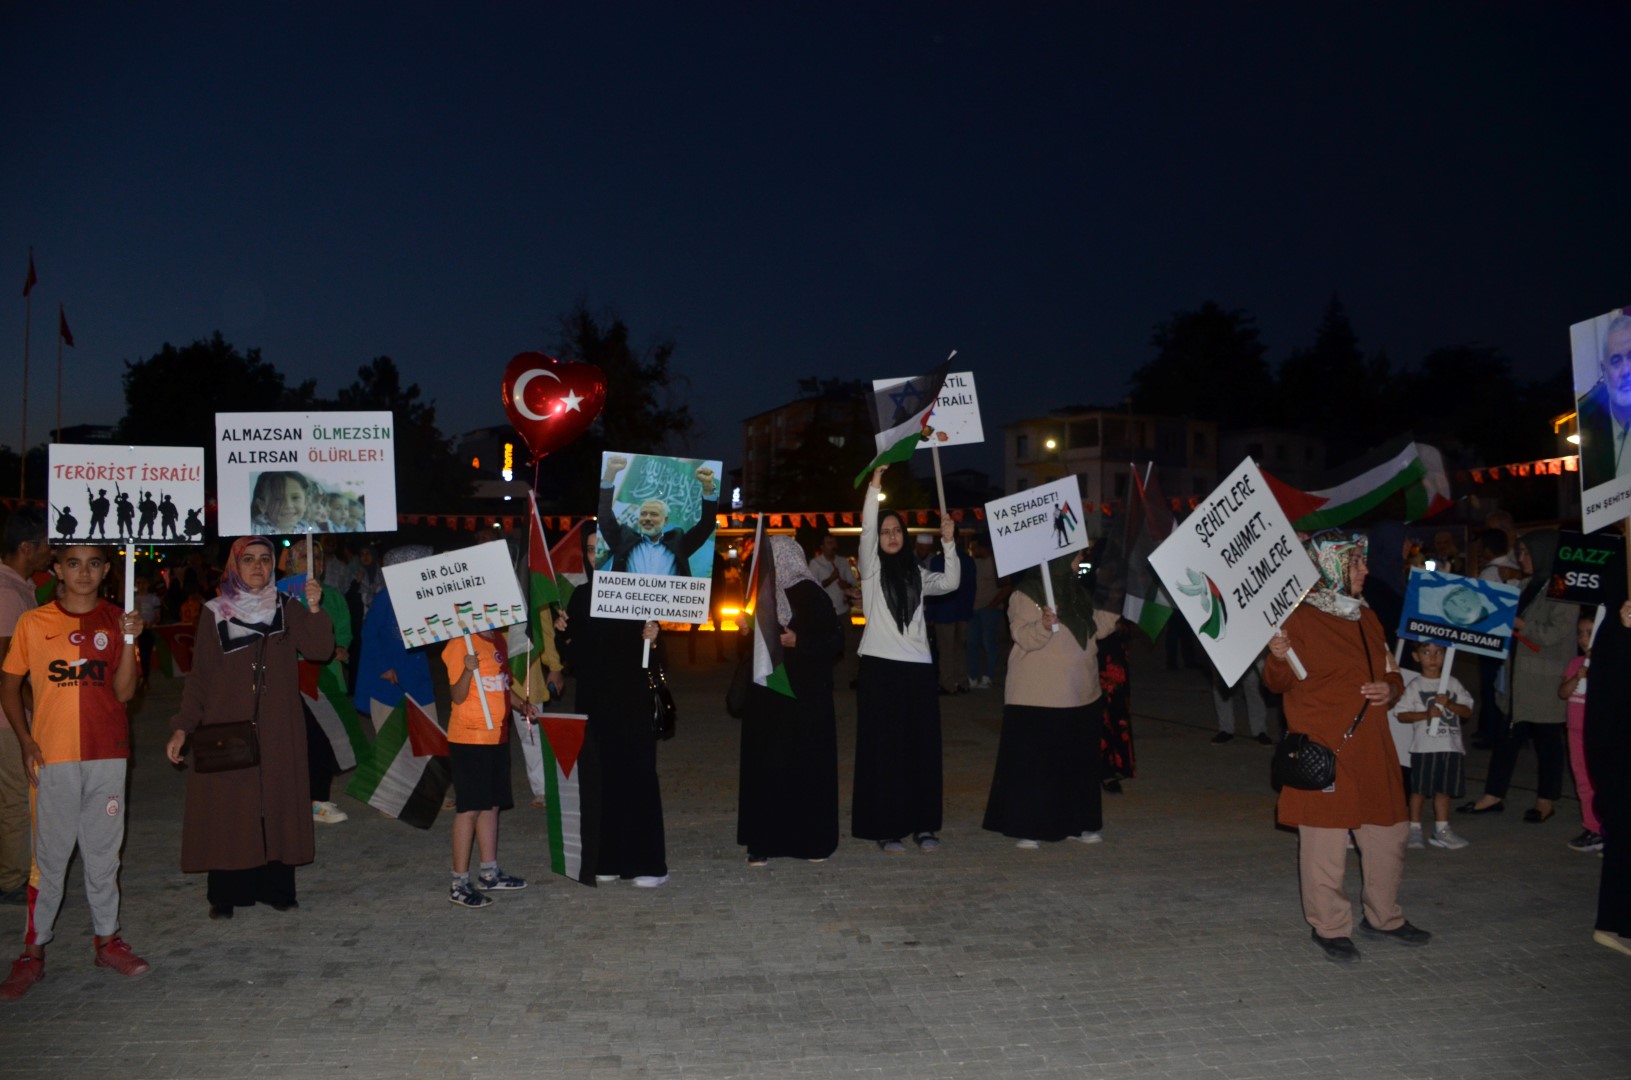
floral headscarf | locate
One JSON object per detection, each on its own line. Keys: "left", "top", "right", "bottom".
{"left": 1303, "top": 529, "right": 1368, "bottom": 620}
{"left": 769, "top": 535, "right": 817, "bottom": 626}
{"left": 206, "top": 536, "right": 281, "bottom": 644}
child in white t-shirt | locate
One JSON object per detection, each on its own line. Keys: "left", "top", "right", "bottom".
{"left": 1393, "top": 641, "right": 1473, "bottom": 850}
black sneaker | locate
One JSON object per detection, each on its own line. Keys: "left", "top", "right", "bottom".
{"left": 1254, "top": 733, "right": 1274, "bottom": 746}
{"left": 1311, "top": 929, "right": 1360, "bottom": 963}
{"left": 1211, "top": 731, "right": 1234, "bottom": 745}
{"left": 1569, "top": 830, "right": 1605, "bottom": 853}
{"left": 1357, "top": 918, "right": 1431, "bottom": 946}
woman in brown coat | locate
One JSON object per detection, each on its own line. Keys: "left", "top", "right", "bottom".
{"left": 166, "top": 536, "right": 332, "bottom": 918}
{"left": 1264, "top": 529, "right": 1428, "bottom": 964}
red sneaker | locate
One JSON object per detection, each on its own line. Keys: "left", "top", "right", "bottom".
{"left": 0, "top": 954, "right": 44, "bottom": 999}
{"left": 94, "top": 937, "right": 152, "bottom": 977}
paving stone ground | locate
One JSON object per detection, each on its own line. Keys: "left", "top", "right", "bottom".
{"left": 1, "top": 636, "right": 1627, "bottom": 1079}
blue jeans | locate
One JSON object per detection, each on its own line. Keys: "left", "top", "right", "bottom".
{"left": 967, "top": 609, "right": 1002, "bottom": 682}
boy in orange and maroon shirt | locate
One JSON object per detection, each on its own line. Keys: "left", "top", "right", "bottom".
{"left": 0, "top": 545, "right": 147, "bottom": 999}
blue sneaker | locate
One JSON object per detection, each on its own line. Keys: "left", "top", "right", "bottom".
{"left": 478, "top": 869, "right": 527, "bottom": 891}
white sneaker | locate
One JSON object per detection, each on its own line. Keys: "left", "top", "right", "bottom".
{"left": 632, "top": 875, "right": 669, "bottom": 888}
{"left": 312, "top": 801, "right": 348, "bottom": 824}
{"left": 1015, "top": 839, "right": 1041, "bottom": 850}
{"left": 1429, "top": 826, "right": 1469, "bottom": 850}
{"left": 974, "top": 676, "right": 992, "bottom": 690}
{"left": 1067, "top": 831, "right": 1102, "bottom": 845}
{"left": 1407, "top": 825, "right": 1425, "bottom": 850}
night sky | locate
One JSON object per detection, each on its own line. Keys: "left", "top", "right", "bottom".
{"left": 3, "top": 4, "right": 1625, "bottom": 484}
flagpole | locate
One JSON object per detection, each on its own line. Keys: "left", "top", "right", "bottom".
{"left": 463, "top": 631, "right": 496, "bottom": 730}
{"left": 931, "top": 442, "right": 948, "bottom": 517}
{"left": 1039, "top": 556, "right": 1060, "bottom": 633}
{"left": 54, "top": 304, "right": 64, "bottom": 444}
{"left": 19, "top": 293, "right": 30, "bottom": 500}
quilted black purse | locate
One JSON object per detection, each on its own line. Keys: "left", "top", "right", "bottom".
{"left": 1271, "top": 619, "right": 1375, "bottom": 791}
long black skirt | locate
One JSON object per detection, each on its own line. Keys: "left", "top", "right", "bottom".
{"left": 983, "top": 701, "right": 1103, "bottom": 842}
{"left": 207, "top": 861, "right": 297, "bottom": 909}
{"left": 737, "top": 682, "right": 839, "bottom": 860}
{"left": 851, "top": 655, "right": 942, "bottom": 841}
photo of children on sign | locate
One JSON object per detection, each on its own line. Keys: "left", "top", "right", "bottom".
{"left": 1570, "top": 306, "right": 1631, "bottom": 534}
{"left": 589, "top": 451, "right": 722, "bottom": 623}
{"left": 249, "top": 470, "right": 369, "bottom": 535}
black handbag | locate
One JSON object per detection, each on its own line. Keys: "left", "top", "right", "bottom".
{"left": 648, "top": 661, "right": 677, "bottom": 741}
{"left": 724, "top": 656, "right": 752, "bottom": 720}
{"left": 190, "top": 637, "right": 267, "bottom": 774}
{"left": 1271, "top": 619, "right": 1375, "bottom": 792}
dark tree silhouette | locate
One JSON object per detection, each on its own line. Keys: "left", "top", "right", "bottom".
{"left": 335, "top": 357, "right": 471, "bottom": 511}
{"left": 1129, "top": 302, "right": 1274, "bottom": 423}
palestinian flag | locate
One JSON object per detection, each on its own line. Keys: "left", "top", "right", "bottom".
{"left": 535, "top": 713, "right": 600, "bottom": 884}
{"left": 853, "top": 357, "right": 952, "bottom": 487}
{"left": 525, "top": 493, "right": 564, "bottom": 608}
{"left": 300, "top": 659, "right": 371, "bottom": 771}
{"left": 151, "top": 623, "right": 196, "bottom": 676}
{"left": 1265, "top": 442, "right": 1453, "bottom": 531}
{"left": 748, "top": 519, "right": 795, "bottom": 699}
{"left": 345, "top": 693, "right": 451, "bottom": 829}
{"left": 1111, "top": 464, "right": 1176, "bottom": 640}
{"left": 548, "top": 518, "right": 592, "bottom": 604}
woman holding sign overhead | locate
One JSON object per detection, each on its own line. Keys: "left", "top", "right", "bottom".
{"left": 1264, "top": 529, "right": 1424, "bottom": 965}
{"left": 165, "top": 536, "right": 333, "bottom": 919}
{"left": 851, "top": 466, "right": 959, "bottom": 854}
{"left": 982, "top": 551, "right": 1120, "bottom": 848}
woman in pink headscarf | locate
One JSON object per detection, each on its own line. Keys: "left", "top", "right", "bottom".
{"left": 166, "top": 537, "right": 331, "bottom": 919}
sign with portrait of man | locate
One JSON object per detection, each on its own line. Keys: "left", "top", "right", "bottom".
{"left": 1397, "top": 567, "right": 1520, "bottom": 660}
{"left": 588, "top": 451, "right": 723, "bottom": 624}
{"left": 1570, "top": 306, "right": 1631, "bottom": 534}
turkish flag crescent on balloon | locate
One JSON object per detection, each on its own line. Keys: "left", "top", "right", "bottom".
{"left": 500, "top": 351, "right": 607, "bottom": 460}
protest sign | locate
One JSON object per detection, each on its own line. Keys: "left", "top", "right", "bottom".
{"left": 1397, "top": 567, "right": 1520, "bottom": 660}
{"left": 588, "top": 451, "right": 721, "bottom": 625}
{"left": 1569, "top": 307, "right": 1631, "bottom": 535}
{"left": 215, "top": 411, "right": 396, "bottom": 536}
{"left": 47, "top": 444, "right": 205, "bottom": 544}
{"left": 1546, "top": 530, "right": 1626, "bottom": 607}
{"left": 873, "top": 370, "right": 983, "bottom": 449}
{"left": 1147, "top": 458, "right": 1317, "bottom": 686}
{"left": 984, "top": 475, "right": 1089, "bottom": 578}
{"left": 380, "top": 541, "right": 526, "bottom": 650}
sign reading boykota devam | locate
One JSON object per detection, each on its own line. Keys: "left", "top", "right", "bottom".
{"left": 214, "top": 411, "right": 397, "bottom": 536}
{"left": 1147, "top": 457, "right": 1318, "bottom": 686}
{"left": 983, "top": 474, "right": 1089, "bottom": 578}
{"left": 47, "top": 444, "right": 206, "bottom": 544}
{"left": 872, "top": 370, "right": 984, "bottom": 448}
{"left": 588, "top": 451, "right": 723, "bottom": 625}
{"left": 1397, "top": 567, "right": 1520, "bottom": 661}
{"left": 379, "top": 541, "right": 527, "bottom": 650}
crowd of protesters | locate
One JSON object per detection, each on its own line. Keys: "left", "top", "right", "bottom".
{"left": 0, "top": 494, "right": 1626, "bottom": 1001}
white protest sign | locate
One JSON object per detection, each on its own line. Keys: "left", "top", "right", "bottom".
{"left": 1147, "top": 458, "right": 1317, "bottom": 686}
{"left": 588, "top": 451, "right": 721, "bottom": 625}
{"left": 984, "top": 474, "right": 1090, "bottom": 577}
{"left": 380, "top": 540, "right": 526, "bottom": 650}
{"left": 47, "top": 444, "right": 206, "bottom": 544}
{"left": 873, "top": 370, "right": 983, "bottom": 448}
{"left": 215, "top": 411, "right": 397, "bottom": 536}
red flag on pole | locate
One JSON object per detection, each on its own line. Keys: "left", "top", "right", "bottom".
{"left": 58, "top": 305, "right": 73, "bottom": 347}
{"left": 23, "top": 250, "right": 37, "bottom": 297}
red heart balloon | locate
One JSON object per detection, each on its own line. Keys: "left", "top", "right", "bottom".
{"left": 500, "top": 352, "right": 607, "bottom": 460}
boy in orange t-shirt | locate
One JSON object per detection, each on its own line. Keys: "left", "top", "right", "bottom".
{"left": 0, "top": 546, "right": 147, "bottom": 999}
{"left": 441, "top": 630, "right": 528, "bottom": 908}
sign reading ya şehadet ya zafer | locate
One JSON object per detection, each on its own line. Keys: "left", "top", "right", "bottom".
{"left": 1397, "top": 567, "right": 1519, "bottom": 660}
{"left": 379, "top": 541, "right": 526, "bottom": 649}
{"left": 1148, "top": 458, "right": 1318, "bottom": 686}
{"left": 983, "top": 474, "right": 1089, "bottom": 578}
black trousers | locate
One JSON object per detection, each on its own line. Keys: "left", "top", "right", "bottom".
{"left": 1482, "top": 721, "right": 1565, "bottom": 801}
